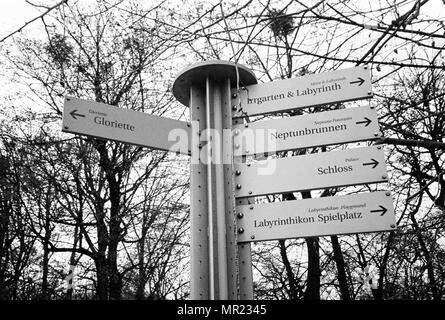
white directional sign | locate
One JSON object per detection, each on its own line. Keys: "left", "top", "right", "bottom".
{"left": 233, "top": 106, "right": 380, "bottom": 156}
{"left": 235, "top": 146, "right": 388, "bottom": 198}
{"left": 62, "top": 96, "right": 190, "bottom": 154}
{"left": 236, "top": 191, "right": 396, "bottom": 243}
{"left": 232, "top": 65, "right": 372, "bottom": 117}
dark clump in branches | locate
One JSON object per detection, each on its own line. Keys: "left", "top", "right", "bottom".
{"left": 45, "top": 34, "right": 73, "bottom": 66}
{"left": 268, "top": 9, "right": 295, "bottom": 38}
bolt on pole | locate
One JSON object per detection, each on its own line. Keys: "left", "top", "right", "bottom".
{"left": 233, "top": 116, "right": 255, "bottom": 300}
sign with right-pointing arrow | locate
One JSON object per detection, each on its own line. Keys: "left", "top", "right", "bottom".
{"left": 236, "top": 191, "right": 396, "bottom": 243}
{"left": 233, "top": 106, "right": 380, "bottom": 156}
{"left": 235, "top": 145, "right": 388, "bottom": 198}
{"left": 232, "top": 65, "right": 372, "bottom": 118}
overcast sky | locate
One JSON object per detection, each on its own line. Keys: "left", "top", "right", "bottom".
{"left": 2, "top": 0, "right": 444, "bottom": 40}
{"left": 0, "top": 0, "right": 47, "bottom": 39}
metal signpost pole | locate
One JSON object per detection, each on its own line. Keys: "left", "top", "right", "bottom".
{"left": 222, "top": 78, "right": 240, "bottom": 300}
{"left": 188, "top": 83, "right": 210, "bottom": 299}
{"left": 232, "top": 117, "right": 255, "bottom": 300}
{"left": 172, "top": 61, "right": 257, "bottom": 300}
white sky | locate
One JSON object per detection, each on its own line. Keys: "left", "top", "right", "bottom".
{"left": 1, "top": 0, "right": 444, "bottom": 40}
{"left": 0, "top": 0, "right": 51, "bottom": 40}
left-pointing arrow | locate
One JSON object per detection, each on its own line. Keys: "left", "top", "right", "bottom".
{"left": 370, "top": 205, "right": 387, "bottom": 216}
{"left": 70, "top": 109, "right": 85, "bottom": 120}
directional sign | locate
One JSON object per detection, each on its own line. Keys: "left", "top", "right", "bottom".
{"left": 234, "top": 146, "right": 388, "bottom": 198}
{"left": 232, "top": 65, "right": 372, "bottom": 117}
{"left": 236, "top": 191, "right": 396, "bottom": 243}
{"left": 62, "top": 96, "right": 190, "bottom": 154}
{"left": 233, "top": 106, "right": 380, "bottom": 156}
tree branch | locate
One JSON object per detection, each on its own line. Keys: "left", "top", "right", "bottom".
{"left": 0, "top": 0, "right": 69, "bottom": 43}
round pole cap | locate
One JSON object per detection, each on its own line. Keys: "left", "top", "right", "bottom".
{"left": 172, "top": 60, "right": 257, "bottom": 106}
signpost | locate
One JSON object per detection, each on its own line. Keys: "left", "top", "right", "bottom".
{"left": 62, "top": 60, "right": 395, "bottom": 301}
{"left": 232, "top": 65, "right": 372, "bottom": 117}
{"left": 233, "top": 106, "right": 380, "bottom": 156}
{"left": 235, "top": 146, "right": 388, "bottom": 198}
{"left": 236, "top": 191, "right": 396, "bottom": 243}
{"left": 62, "top": 96, "right": 191, "bottom": 154}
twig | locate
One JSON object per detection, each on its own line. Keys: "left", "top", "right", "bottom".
{"left": 0, "top": 0, "right": 69, "bottom": 43}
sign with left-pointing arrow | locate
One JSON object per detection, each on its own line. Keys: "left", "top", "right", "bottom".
{"left": 62, "top": 96, "right": 191, "bottom": 154}
{"left": 233, "top": 106, "right": 380, "bottom": 156}
{"left": 232, "top": 65, "right": 372, "bottom": 118}
{"left": 236, "top": 191, "right": 396, "bottom": 243}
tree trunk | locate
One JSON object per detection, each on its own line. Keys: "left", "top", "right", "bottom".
{"left": 94, "top": 140, "right": 123, "bottom": 300}
{"left": 65, "top": 224, "right": 80, "bottom": 300}
{"left": 107, "top": 163, "right": 122, "bottom": 300}
{"left": 0, "top": 185, "right": 11, "bottom": 300}
{"left": 95, "top": 255, "right": 108, "bottom": 300}
{"left": 95, "top": 194, "right": 109, "bottom": 300}
{"left": 301, "top": 191, "right": 320, "bottom": 300}
{"left": 373, "top": 231, "right": 395, "bottom": 300}
{"left": 40, "top": 218, "right": 50, "bottom": 300}
{"left": 136, "top": 213, "right": 148, "bottom": 300}
{"left": 330, "top": 235, "right": 350, "bottom": 300}
{"left": 304, "top": 237, "right": 320, "bottom": 300}
{"left": 410, "top": 206, "right": 440, "bottom": 300}
{"left": 41, "top": 185, "right": 52, "bottom": 300}
{"left": 279, "top": 192, "right": 302, "bottom": 299}
{"left": 278, "top": 239, "right": 299, "bottom": 299}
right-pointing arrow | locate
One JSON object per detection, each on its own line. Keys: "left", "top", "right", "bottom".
{"left": 371, "top": 205, "right": 387, "bottom": 216}
{"left": 355, "top": 117, "right": 372, "bottom": 127}
{"left": 350, "top": 77, "right": 365, "bottom": 86}
{"left": 362, "top": 158, "right": 379, "bottom": 169}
